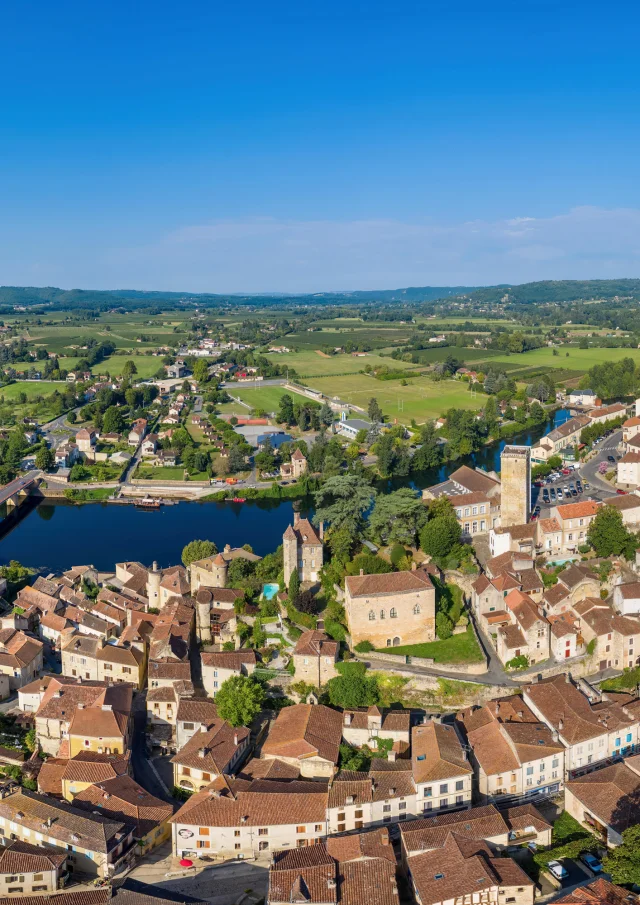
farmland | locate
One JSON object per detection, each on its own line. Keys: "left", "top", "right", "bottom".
{"left": 473, "top": 344, "right": 640, "bottom": 375}
{"left": 90, "top": 355, "right": 162, "bottom": 379}
{"left": 308, "top": 373, "right": 485, "bottom": 424}
{"left": 269, "top": 349, "right": 422, "bottom": 378}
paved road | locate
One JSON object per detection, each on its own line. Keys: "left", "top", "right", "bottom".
{"left": 40, "top": 404, "right": 84, "bottom": 450}
{"left": 130, "top": 696, "right": 179, "bottom": 805}
{"left": 580, "top": 429, "right": 623, "bottom": 496}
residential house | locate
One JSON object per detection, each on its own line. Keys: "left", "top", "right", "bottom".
{"left": 613, "top": 580, "right": 640, "bottom": 615}
{"left": 623, "top": 416, "right": 640, "bottom": 445}
{"left": 171, "top": 718, "right": 250, "bottom": 792}
{"left": 565, "top": 757, "right": 640, "bottom": 846}
{"left": 267, "top": 829, "right": 399, "bottom": 905}
{"left": 201, "top": 649, "right": 257, "bottom": 698}
{"left": 447, "top": 491, "right": 496, "bottom": 537}
{"left": 141, "top": 435, "right": 158, "bottom": 457}
{"left": 606, "top": 492, "right": 640, "bottom": 526}
{"left": 175, "top": 697, "right": 220, "bottom": 749}
{"left": 127, "top": 419, "right": 148, "bottom": 446}
{"left": 536, "top": 517, "right": 564, "bottom": 559}
{"left": 495, "top": 589, "right": 550, "bottom": 666}
{"left": 58, "top": 750, "right": 131, "bottom": 802}
{"left": 344, "top": 567, "right": 436, "bottom": 649}
{"left": 617, "top": 453, "right": 640, "bottom": 487}
{"left": 96, "top": 635, "right": 146, "bottom": 689}
{"left": 570, "top": 597, "right": 640, "bottom": 670}
{"left": 489, "top": 523, "right": 537, "bottom": 559}
{"left": 75, "top": 429, "right": 96, "bottom": 454}
{"left": 587, "top": 403, "right": 627, "bottom": 426}
{"left": 61, "top": 634, "right": 100, "bottom": 680}
{"left": 531, "top": 415, "right": 590, "bottom": 463}
{"left": 262, "top": 703, "right": 343, "bottom": 779}
{"left": 283, "top": 514, "right": 324, "bottom": 587}
{"left": 0, "top": 840, "right": 67, "bottom": 895}
{"left": 550, "top": 501, "right": 600, "bottom": 556}
{"left": 523, "top": 674, "right": 640, "bottom": 776}
{"left": 568, "top": 390, "right": 597, "bottom": 406}
{"left": 555, "top": 879, "right": 640, "bottom": 904}
{"left": 279, "top": 448, "right": 308, "bottom": 480}
{"left": 0, "top": 787, "right": 136, "bottom": 879}
{"left": 0, "top": 628, "right": 43, "bottom": 690}
{"left": 411, "top": 720, "right": 473, "bottom": 816}
{"left": 342, "top": 706, "right": 411, "bottom": 751}
{"left": 170, "top": 775, "right": 328, "bottom": 859}
{"left": 292, "top": 631, "right": 339, "bottom": 686}
{"left": 72, "top": 774, "right": 173, "bottom": 855}
{"left": 457, "top": 696, "right": 565, "bottom": 804}
{"left": 147, "top": 684, "right": 181, "bottom": 747}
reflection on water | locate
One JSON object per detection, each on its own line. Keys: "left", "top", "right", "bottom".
{"left": 1, "top": 409, "right": 570, "bottom": 574}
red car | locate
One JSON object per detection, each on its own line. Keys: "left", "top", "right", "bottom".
{"left": 617, "top": 489, "right": 627, "bottom": 495}
{"left": 561, "top": 468, "right": 572, "bottom": 475}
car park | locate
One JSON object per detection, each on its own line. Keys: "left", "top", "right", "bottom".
{"left": 550, "top": 488, "right": 556, "bottom": 501}
{"left": 548, "top": 860, "right": 569, "bottom": 881}
{"left": 557, "top": 489, "right": 563, "bottom": 500}
{"left": 584, "top": 481, "right": 590, "bottom": 489}
{"left": 579, "top": 852, "right": 602, "bottom": 874}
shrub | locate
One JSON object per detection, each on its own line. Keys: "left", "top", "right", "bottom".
{"left": 354, "top": 640, "right": 374, "bottom": 653}
{"left": 505, "top": 654, "right": 529, "bottom": 670}
{"left": 436, "top": 611, "right": 453, "bottom": 640}
{"left": 389, "top": 544, "right": 407, "bottom": 567}
{"left": 294, "top": 589, "right": 317, "bottom": 614}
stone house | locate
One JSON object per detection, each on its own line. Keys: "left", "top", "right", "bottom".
{"left": 171, "top": 718, "right": 250, "bottom": 793}
{"left": 201, "top": 649, "right": 257, "bottom": 698}
{"left": 344, "top": 567, "right": 435, "bottom": 649}
{"left": 411, "top": 720, "right": 473, "bottom": 816}
{"left": 495, "top": 589, "right": 550, "bottom": 666}
{"left": 292, "top": 630, "right": 338, "bottom": 686}
{"left": 565, "top": 759, "right": 640, "bottom": 847}
{"left": 550, "top": 501, "right": 600, "bottom": 556}
{"left": 75, "top": 428, "right": 96, "bottom": 454}
{"left": 342, "top": 706, "right": 410, "bottom": 750}
{"left": 141, "top": 434, "right": 158, "bottom": 456}
{"left": 279, "top": 447, "right": 308, "bottom": 480}
{"left": 283, "top": 514, "right": 324, "bottom": 587}
{"left": 0, "top": 627, "right": 44, "bottom": 690}
{"left": 62, "top": 633, "right": 100, "bottom": 680}
{"left": 262, "top": 703, "right": 342, "bottom": 780}
{"left": 613, "top": 580, "right": 640, "bottom": 615}
{"left": 147, "top": 684, "right": 181, "bottom": 747}
{"left": 174, "top": 698, "right": 221, "bottom": 750}
{"left": 0, "top": 840, "right": 68, "bottom": 895}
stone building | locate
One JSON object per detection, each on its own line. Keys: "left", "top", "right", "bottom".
{"left": 292, "top": 630, "right": 338, "bottom": 686}
{"left": 280, "top": 447, "right": 308, "bottom": 480}
{"left": 500, "top": 445, "right": 531, "bottom": 528}
{"left": 344, "top": 566, "right": 435, "bottom": 649}
{"left": 283, "top": 513, "right": 324, "bottom": 587}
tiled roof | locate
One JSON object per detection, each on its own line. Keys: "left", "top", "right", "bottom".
{"left": 327, "top": 772, "right": 372, "bottom": 808}
{"left": 411, "top": 721, "right": 471, "bottom": 784}
{"left": 555, "top": 501, "right": 600, "bottom": 520}
{"left": 449, "top": 465, "right": 500, "bottom": 494}
{"left": 345, "top": 569, "right": 433, "bottom": 599}
{"left": 565, "top": 762, "right": 640, "bottom": 834}
{"left": 148, "top": 661, "right": 191, "bottom": 681}
{"left": 200, "top": 650, "right": 258, "bottom": 670}
{"left": 499, "top": 624, "right": 527, "bottom": 650}
{"left": 171, "top": 718, "right": 249, "bottom": 773}
{"left": 554, "top": 878, "right": 640, "bottom": 904}
{"left": 0, "top": 838, "right": 67, "bottom": 872}
{"left": 73, "top": 774, "right": 173, "bottom": 838}
{"left": 37, "top": 757, "right": 68, "bottom": 797}
{"left": 400, "top": 804, "right": 509, "bottom": 854}
{"left": 61, "top": 751, "right": 130, "bottom": 783}
{"left": 294, "top": 631, "right": 339, "bottom": 659}
{"left": 343, "top": 707, "right": 410, "bottom": 733}
{"left": 175, "top": 698, "right": 219, "bottom": 725}
{"left": 68, "top": 703, "right": 130, "bottom": 740}
{"left": 0, "top": 892, "right": 110, "bottom": 905}
{"left": 238, "top": 758, "right": 300, "bottom": 782}
{"left": 262, "top": 704, "right": 342, "bottom": 765}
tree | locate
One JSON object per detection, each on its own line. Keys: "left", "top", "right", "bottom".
{"left": 67, "top": 411, "right": 77, "bottom": 424}
{"left": 369, "top": 488, "right": 427, "bottom": 546}
{"left": 420, "top": 515, "right": 462, "bottom": 561}
{"left": 24, "top": 727, "right": 38, "bottom": 753}
{"left": 193, "top": 359, "right": 209, "bottom": 384}
{"left": 313, "top": 474, "right": 376, "bottom": 537}
{"left": 587, "top": 505, "right": 636, "bottom": 559}
{"left": 182, "top": 539, "right": 217, "bottom": 568}
{"left": 288, "top": 567, "right": 300, "bottom": 599}
{"left": 122, "top": 360, "right": 138, "bottom": 378}
{"left": 277, "top": 394, "right": 295, "bottom": 425}
{"left": 319, "top": 402, "right": 334, "bottom": 426}
{"left": 35, "top": 447, "right": 54, "bottom": 471}
{"left": 215, "top": 675, "right": 264, "bottom": 727}
{"left": 327, "top": 662, "right": 379, "bottom": 709}
{"left": 375, "top": 433, "right": 410, "bottom": 478}
{"left": 436, "top": 611, "right": 453, "bottom": 640}
{"left": 367, "top": 398, "right": 383, "bottom": 422}
{"left": 293, "top": 589, "right": 317, "bottom": 614}
{"left": 228, "top": 446, "right": 246, "bottom": 473}
{"left": 412, "top": 422, "right": 442, "bottom": 471}
{"left": 102, "top": 406, "right": 124, "bottom": 434}
{"left": 345, "top": 553, "right": 393, "bottom": 576}
{"left": 603, "top": 823, "right": 640, "bottom": 886}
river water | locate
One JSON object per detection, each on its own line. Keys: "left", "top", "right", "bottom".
{"left": 1, "top": 409, "right": 570, "bottom": 573}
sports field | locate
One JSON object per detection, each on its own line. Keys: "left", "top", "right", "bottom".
{"left": 270, "top": 349, "right": 422, "bottom": 378}
{"left": 309, "top": 373, "right": 485, "bottom": 424}
{"left": 231, "top": 385, "right": 313, "bottom": 412}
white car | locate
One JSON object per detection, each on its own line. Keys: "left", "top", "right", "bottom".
{"left": 548, "top": 860, "right": 568, "bottom": 881}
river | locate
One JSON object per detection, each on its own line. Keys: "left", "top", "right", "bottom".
{"left": 0, "top": 408, "right": 570, "bottom": 574}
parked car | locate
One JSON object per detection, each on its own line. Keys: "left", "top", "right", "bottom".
{"left": 579, "top": 852, "right": 602, "bottom": 873}
{"left": 548, "top": 860, "right": 569, "bottom": 881}
{"left": 617, "top": 489, "right": 627, "bottom": 495}
{"left": 557, "top": 489, "right": 564, "bottom": 500}
{"left": 550, "top": 488, "right": 556, "bottom": 500}
{"left": 584, "top": 481, "right": 590, "bottom": 489}
{"left": 562, "top": 468, "right": 572, "bottom": 475}
{"left": 608, "top": 455, "right": 616, "bottom": 462}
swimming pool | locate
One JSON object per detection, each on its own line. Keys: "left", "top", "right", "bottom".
{"left": 262, "top": 583, "right": 280, "bottom": 600}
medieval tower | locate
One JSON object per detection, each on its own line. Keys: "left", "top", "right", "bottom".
{"left": 500, "top": 445, "right": 531, "bottom": 527}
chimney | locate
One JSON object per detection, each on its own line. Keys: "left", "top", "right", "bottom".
{"left": 387, "top": 750, "right": 397, "bottom": 762}
{"left": 552, "top": 730, "right": 559, "bottom": 742}
{"left": 381, "top": 834, "right": 389, "bottom": 845}
{"left": 200, "top": 724, "right": 208, "bottom": 733}
{"left": 234, "top": 733, "right": 238, "bottom": 746}
{"left": 344, "top": 713, "right": 352, "bottom": 726}
{"left": 78, "top": 702, "right": 85, "bottom": 710}
{"left": 565, "top": 672, "right": 571, "bottom": 683}
{"left": 319, "top": 521, "right": 324, "bottom": 540}
{"left": 293, "top": 512, "right": 300, "bottom": 527}
{"left": 411, "top": 561, "right": 417, "bottom": 571}
{"left": 198, "top": 748, "right": 206, "bottom": 758}
{"left": 360, "top": 569, "right": 364, "bottom": 576}
{"left": 152, "top": 561, "right": 159, "bottom": 572}
{"left": 558, "top": 718, "right": 564, "bottom": 731}
{"left": 101, "top": 704, "right": 113, "bottom": 712}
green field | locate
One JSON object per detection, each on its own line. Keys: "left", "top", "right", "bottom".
{"left": 90, "top": 356, "right": 162, "bottom": 378}
{"left": 308, "top": 373, "right": 485, "bottom": 424}
{"left": 474, "top": 344, "right": 640, "bottom": 375}
{"left": 269, "top": 349, "right": 422, "bottom": 378}
{"left": 0, "top": 380, "right": 61, "bottom": 402}
{"left": 376, "top": 625, "right": 484, "bottom": 664}
{"left": 135, "top": 465, "right": 186, "bottom": 480}
{"left": 231, "top": 385, "right": 314, "bottom": 412}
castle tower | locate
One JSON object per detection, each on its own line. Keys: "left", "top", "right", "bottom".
{"left": 196, "top": 589, "right": 212, "bottom": 645}
{"left": 146, "top": 561, "right": 162, "bottom": 609}
{"left": 283, "top": 520, "right": 299, "bottom": 589}
{"left": 190, "top": 553, "right": 228, "bottom": 595}
{"left": 500, "top": 445, "right": 531, "bottom": 527}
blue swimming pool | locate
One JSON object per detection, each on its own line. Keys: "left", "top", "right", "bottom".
{"left": 263, "top": 583, "right": 280, "bottom": 600}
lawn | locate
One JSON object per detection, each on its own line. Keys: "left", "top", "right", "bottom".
{"left": 269, "top": 349, "right": 422, "bottom": 378}
{"left": 231, "top": 385, "right": 314, "bottom": 412}
{"left": 135, "top": 465, "right": 186, "bottom": 480}
{"left": 601, "top": 666, "right": 640, "bottom": 692}
{"left": 90, "top": 356, "right": 162, "bottom": 379}
{"left": 474, "top": 345, "right": 640, "bottom": 376}
{"left": 308, "top": 373, "right": 485, "bottom": 424}
{"left": 0, "top": 381, "right": 62, "bottom": 402}
{"left": 377, "top": 625, "right": 485, "bottom": 664}
{"left": 216, "top": 401, "right": 252, "bottom": 417}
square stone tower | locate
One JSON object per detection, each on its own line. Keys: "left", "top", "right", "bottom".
{"left": 500, "top": 445, "right": 531, "bottom": 527}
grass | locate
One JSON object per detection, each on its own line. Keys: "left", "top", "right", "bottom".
{"left": 268, "top": 349, "right": 422, "bottom": 378}
{"left": 474, "top": 344, "right": 640, "bottom": 375}
{"left": 0, "top": 380, "right": 62, "bottom": 402}
{"left": 308, "top": 373, "right": 485, "bottom": 424}
{"left": 90, "top": 356, "right": 161, "bottom": 379}
{"left": 600, "top": 665, "right": 640, "bottom": 692}
{"left": 64, "top": 487, "right": 115, "bottom": 501}
{"left": 135, "top": 465, "right": 186, "bottom": 480}
{"left": 231, "top": 385, "right": 314, "bottom": 413}
{"left": 376, "top": 625, "right": 484, "bottom": 664}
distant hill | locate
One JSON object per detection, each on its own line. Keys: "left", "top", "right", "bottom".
{"left": 453, "top": 279, "right": 640, "bottom": 306}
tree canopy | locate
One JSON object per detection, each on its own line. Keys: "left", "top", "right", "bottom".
{"left": 327, "top": 662, "right": 379, "bottom": 709}
{"left": 587, "top": 505, "right": 637, "bottom": 559}
{"left": 368, "top": 488, "right": 426, "bottom": 546}
{"left": 215, "top": 675, "right": 265, "bottom": 727}
{"left": 313, "top": 474, "right": 376, "bottom": 536}
{"left": 182, "top": 539, "right": 218, "bottom": 568}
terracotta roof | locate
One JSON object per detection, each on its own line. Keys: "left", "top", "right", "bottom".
{"left": 61, "top": 751, "right": 130, "bottom": 784}
{"left": 449, "top": 465, "right": 500, "bottom": 494}
{"left": 68, "top": 703, "right": 130, "bottom": 740}
{"left": 37, "top": 757, "right": 68, "bottom": 797}
{"left": 238, "top": 758, "right": 300, "bottom": 782}
{"left": 616, "top": 581, "right": 640, "bottom": 600}
{"left": 73, "top": 774, "right": 173, "bottom": 838}
{"left": 148, "top": 661, "right": 191, "bottom": 681}
{"left": 294, "top": 630, "right": 339, "bottom": 659}
{"left": 262, "top": 704, "right": 343, "bottom": 765}
{"left": 343, "top": 707, "right": 410, "bottom": 734}
{"left": 503, "top": 803, "right": 552, "bottom": 835}
{"left": 345, "top": 569, "right": 433, "bottom": 599}
{"left": 607, "top": 493, "right": 640, "bottom": 511}
{"left": 327, "top": 772, "right": 372, "bottom": 808}
{"left": 0, "top": 892, "right": 110, "bottom": 905}
{"left": 566, "top": 762, "right": 640, "bottom": 833}
{"left": 549, "top": 613, "right": 579, "bottom": 638}
{"left": 446, "top": 491, "right": 491, "bottom": 507}
{"left": 412, "top": 721, "right": 471, "bottom": 784}
{"left": 201, "top": 650, "right": 258, "bottom": 670}
{"left": 325, "top": 825, "right": 396, "bottom": 863}
{"left": 0, "top": 628, "right": 43, "bottom": 668}
{"left": 555, "top": 500, "right": 600, "bottom": 520}
{"left": 555, "top": 878, "right": 640, "bottom": 904}
{"left": 400, "top": 805, "right": 510, "bottom": 854}
{"left": 287, "top": 518, "right": 322, "bottom": 547}
{"left": 171, "top": 718, "right": 249, "bottom": 773}
{"left": 499, "top": 624, "right": 527, "bottom": 650}
{"left": 175, "top": 698, "right": 219, "bottom": 725}
{"left": 0, "top": 838, "right": 67, "bottom": 873}
{"left": 538, "top": 517, "right": 561, "bottom": 534}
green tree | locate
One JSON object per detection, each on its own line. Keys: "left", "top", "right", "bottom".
{"left": 182, "top": 539, "right": 217, "bottom": 568}
{"left": 288, "top": 566, "right": 300, "bottom": 598}
{"left": 67, "top": 411, "right": 77, "bottom": 424}
{"left": 24, "top": 727, "right": 38, "bottom": 753}
{"left": 587, "top": 505, "right": 636, "bottom": 559}
{"left": 412, "top": 421, "right": 442, "bottom": 471}
{"left": 228, "top": 446, "right": 246, "bottom": 473}
{"left": 122, "top": 360, "right": 138, "bottom": 378}
{"left": 35, "top": 447, "right": 54, "bottom": 471}
{"left": 369, "top": 488, "right": 426, "bottom": 546}
{"left": 313, "top": 475, "right": 376, "bottom": 537}
{"left": 102, "top": 406, "right": 125, "bottom": 434}
{"left": 367, "top": 398, "right": 383, "bottom": 422}
{"left": 420, "top": 515, "right": 462, "bottom": 561}
{"left": 277, "top": 394, "right": 295, "bottom": 425}
{"left": 215, "top": 675, "right": 265, "bottom": 727}
{"left": 327, "top": 662, "right": 379, "bottom": 708}
{"left": 193, "top": 359, "right": 209, "bottom": 384}
{"left": 603, "top": 823, "right": 640, "bottom": 886}
{"left": 319, "top": 402, "right": 334, "bottom": 426}
{"left": 436, "top": 611, "right": 453, "bottom": 640}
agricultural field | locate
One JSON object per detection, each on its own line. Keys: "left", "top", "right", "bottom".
{"left": 231, "top": 385, "right": 313, "bottom": 412}
{"left": 308, "top": 373, "right": 485, "bottom": 424}
{"left": 284, "top": 327, "right": 414, "bottom": 350}
{"left": 474, "top": 344, "right": 640, "bottom": 376}
{"left": 90, "top": 355, "right": 162, "bottom": 379}
{"left": 0, "top": 380, "right": 61, "bottom": 402}
{"left": 269, "top": 349, "right": 422, "bottom": 378}
{"left": 0, "top": 380, "right": 70, "bottom": 424}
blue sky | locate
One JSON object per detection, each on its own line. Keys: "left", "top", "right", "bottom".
{"left": 1, "top": 0, "right": 639, "bottom": 293}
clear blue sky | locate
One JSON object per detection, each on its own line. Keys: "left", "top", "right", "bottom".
{"left": 1, "top": 0, "right": 639, "bottom": 293}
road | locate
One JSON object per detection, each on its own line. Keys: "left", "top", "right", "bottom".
{"left": 130, "top": 694, "right": 178, "bottom": 805}
{"left": 40, "top": 404, "right": 84, "bottom": 450}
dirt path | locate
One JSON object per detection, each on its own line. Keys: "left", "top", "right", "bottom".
{"left": 314, "top": 349, "right": 330, "bottom": 357}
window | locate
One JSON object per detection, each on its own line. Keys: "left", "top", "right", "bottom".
{"left": 183, "top": 768, "right": 191, "bottom": 777}
{"left": 33, "top": 874, "right": 43, "bottom": 881}
{"left": 390, "top": 608, "right": 397, "bottom": 618}
{"left": 199, "top": 827, "right": 209, "bottom": 835}
{"left": 380, "top": 610, "right": 385, "bottom": 619}
{"left": 355, "top": 810, "right": 362, "bottom": 819}
{"left": 235, "top": 843, "right": 241, "bottom": 850}
{"left": 369, "top": 611, "right": 375, "bottom": 621}
{"left": 455, "top": 780, "right": 464, "bottom": 791}
{"left": 413, "top": 605, "right": 421, "bottom": 615}
{"left": 552, "top": 758, "right": 559, "bottom": 769}
{"left": 439, "top": 783, "right": 448, "bottom": 794}
{"left": 337, "top": 812, "right": 345, "bottom": 822}
{"left": 258, "top": 841, "right": 268, "bottom": 851}
{"left": 197, "top": 840, "right": 209, "bottom": 849}
{"left": 234, "top": 830, "right": 240, "bottom": 837}
{"left": 423, "top": 787, "right": 432, "bottom": 797}
{"left": 296, "top": 826, "right": 306, "bottom": 834}
{"left": 441, "top": 798, "right": 448, "bottom": 808}
{"left": 399, "top": 802, "right": 406, "bottom": 810}
{"left": 258, "top": 828, "right": 268, "bottom": 836}
{"left": 314, "top": 824, "right": 322, "bottom": 832}
{"left": 383, "top": 805, "right": 391, "bottom": 813}
{"left": 526, "top": 766, "right": 533, "bottom": 775}
{"left": 456, "top": 795, "right": 464, "bottom": 805}
{"left": 424, "top": 801, "right": 432, "bottom": 811}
